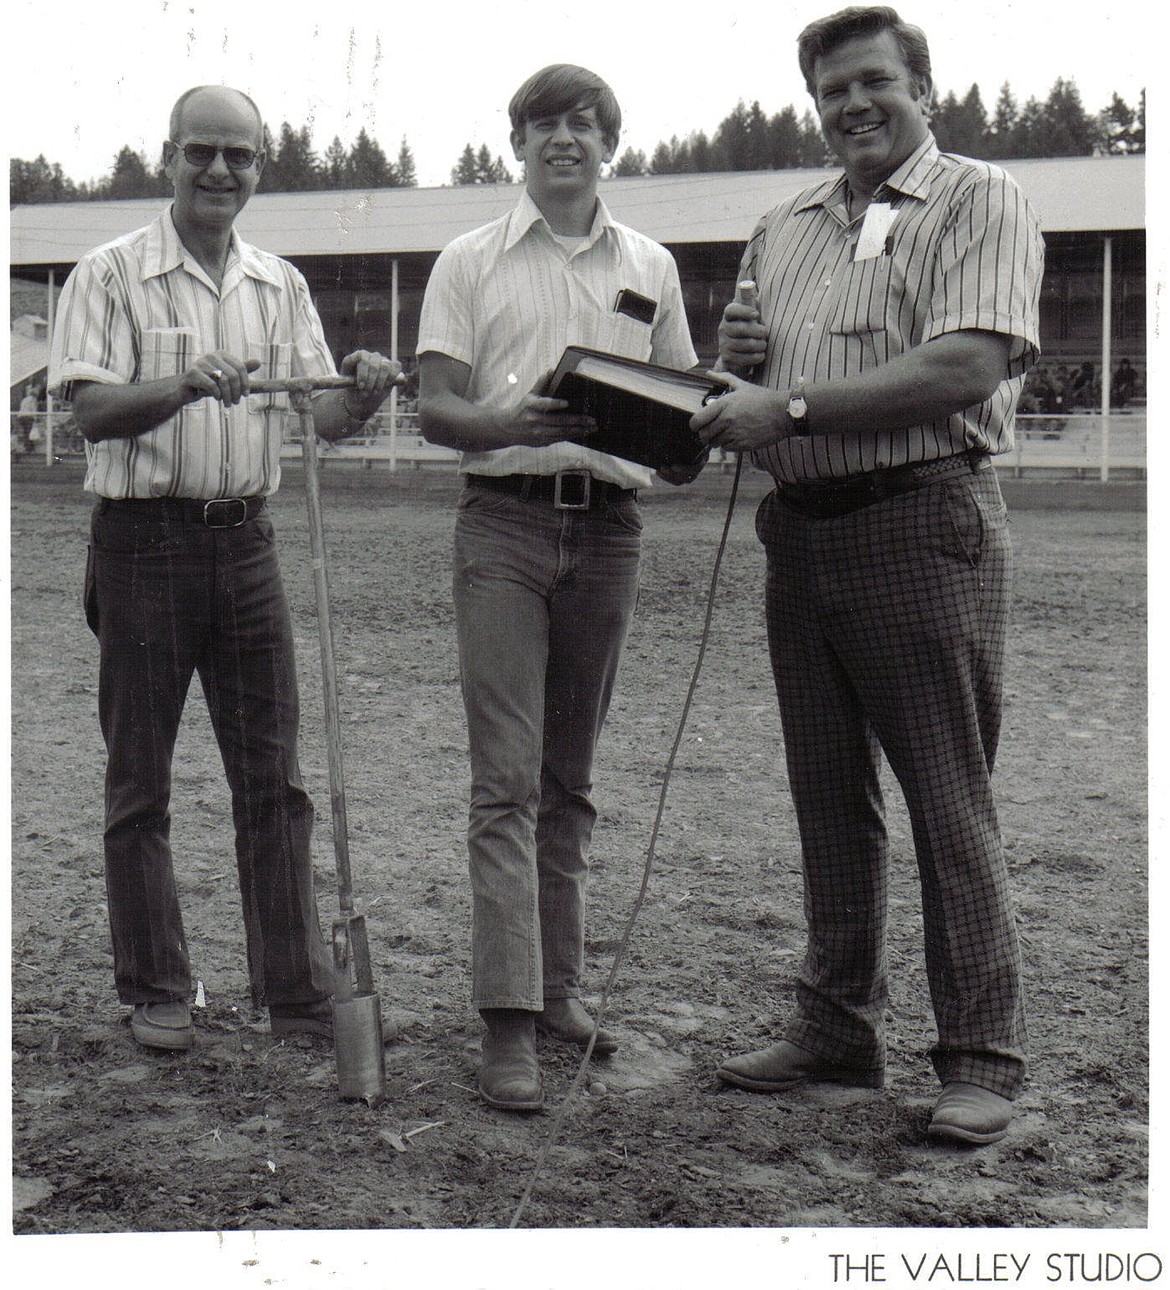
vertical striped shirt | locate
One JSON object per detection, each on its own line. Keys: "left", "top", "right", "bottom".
{"left": 738, "top": 136, "right": 1044, "bottom": 483}
{"left": 49, "top": 206, "right": 336, "bottom": 499}
{"left": 416, "top": 189, "right": 698, "bottom": 489}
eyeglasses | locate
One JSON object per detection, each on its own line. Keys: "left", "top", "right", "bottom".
{"left": 171, "top": 142, "right": 259, "bottom": 170}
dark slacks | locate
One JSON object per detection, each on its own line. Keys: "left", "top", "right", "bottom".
{"left": 86, "top": 500, "right": 333, "bottom": 1009}
{"left": 757, "top": 468, "right": 1026, "bottom": 1097}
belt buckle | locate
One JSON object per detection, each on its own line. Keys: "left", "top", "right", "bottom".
{"left": 203, "top": 497, "right": 249, "bottom": 528}
{"left": 553, "top": 471, "right": 591, "bottom": 510}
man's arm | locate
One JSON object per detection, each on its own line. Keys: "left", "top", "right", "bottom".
{"left": 70, "top": 351, "right": 261, "bottom": 442}
{"left": 72, "top": 348, "right": 401, "bottom": 444}
{"left": 418, "top": 351, "right": 594, "bottom": 453}
{"left": 692, "top": 330, "right": 1012, "bottom": 453}
{"left": 309, "top": 350, "right": 403, "bottom": 442}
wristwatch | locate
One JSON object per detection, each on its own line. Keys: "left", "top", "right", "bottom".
{"left": 787, "top": 389, "right": 810, "bottom": 436}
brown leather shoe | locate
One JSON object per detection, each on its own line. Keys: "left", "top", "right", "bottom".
{"left": 130, "top": 1000, "right": 194, "bottom": 1051}
{"left": 928, "top": 1082, "right": 1013, "bottom": 1145}
{"left": 716, "top": 1039, "right": 884, "bottom": 1091}
{"left": 536, "top": 998, "right": 618, "bottom": 1056}
{"left": 479, "top": 1010, "right": 543, "bottom": 1111}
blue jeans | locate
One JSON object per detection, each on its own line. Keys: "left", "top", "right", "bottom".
{"left": 86, "top": 500, "right": 333, "bottom": 1009}
{"left": 452, "top": 482, "right": 642, "bottom": 1011}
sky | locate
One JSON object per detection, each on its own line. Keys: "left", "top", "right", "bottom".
{"left": 6, "top": 0, "right": 1149, "bottom": 190}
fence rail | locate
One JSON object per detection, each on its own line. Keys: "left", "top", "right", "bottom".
{"left": 12, "top": 408, "right": 1147, "bottom": 480}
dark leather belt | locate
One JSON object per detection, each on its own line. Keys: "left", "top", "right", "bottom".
{"left": 466, "top": 471, "right": 636, "bottom": 511}
{"left": 777, "top": 451, "right": 991, "bottom": 519}
{"left": 98, "top": 495, "right": 266, "bottom": 528}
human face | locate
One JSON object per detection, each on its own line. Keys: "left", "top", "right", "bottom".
{"left": 812, "top": 30, "right": 931, "bottom": 197}
{"left": 511, "top": 102, "right": 615, "bottom": 211}
{"left": 164, "top": 89, "right": 265, "bottom": 235}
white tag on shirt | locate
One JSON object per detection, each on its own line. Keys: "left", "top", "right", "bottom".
{"left": 854, "top": 203, "right": 897, "bottom": 261}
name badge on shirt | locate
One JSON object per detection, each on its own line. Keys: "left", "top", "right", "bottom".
{"left": 854, "top": 203, "right": 897, "bottom": 261}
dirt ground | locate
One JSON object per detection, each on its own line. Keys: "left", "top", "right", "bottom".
{"left": 7, "top": 460, "right": 1148, "bottom": 1271}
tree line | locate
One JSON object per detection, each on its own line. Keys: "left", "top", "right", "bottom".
{"left": 619, "top": 80, "right": 1144, "bottom": 175}
{"left": 9, "top": 78, "right": 1144, "bottom": 204}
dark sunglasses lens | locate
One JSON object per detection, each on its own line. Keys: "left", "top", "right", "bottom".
{"left": 183, "top": 144, "right": 219, "bottom": 166}
{"left": 181, "top": 144, "right": 255, "bottom": 168}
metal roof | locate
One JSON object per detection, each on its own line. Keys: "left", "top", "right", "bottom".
{"left": 9, "top": 154, "right": 1144, "bottom": 269}
{"left": 10, "top": 332, "right": 49, "bottom": 388}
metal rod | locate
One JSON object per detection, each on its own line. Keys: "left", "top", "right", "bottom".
{"left": 294, "top": 392, "right": 355, "bottom": 916}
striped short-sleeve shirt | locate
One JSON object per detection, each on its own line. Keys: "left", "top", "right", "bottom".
{"left": 738, "top": 136, "right": 1044, "bottom": 483}
{"left": 416, "top": 189, "right": 698, "bottom": 489}
{"left": 49, "top": 206, "right": 336, "bottom": 499}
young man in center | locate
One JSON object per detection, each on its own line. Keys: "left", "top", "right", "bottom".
{"left": 417, "top": 64, "right": 700, "bottom": 1111}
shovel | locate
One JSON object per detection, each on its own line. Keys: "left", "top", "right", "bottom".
{"left": 253, "top": 374, "right": 395, "bottom": 1106}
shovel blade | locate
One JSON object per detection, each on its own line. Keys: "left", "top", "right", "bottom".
{"left": 333, "top": 992, "right": 387, "bottom": 1106}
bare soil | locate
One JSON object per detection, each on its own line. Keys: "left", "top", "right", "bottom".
{"left": 9, "top": 461, "right": 1147, "bottom": 1249}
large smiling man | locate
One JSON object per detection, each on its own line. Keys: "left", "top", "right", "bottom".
{"left": 50, "top": 85, "right": 400, "bottom": 1054}
{"left": 691, "top": 7, "right": 1044, "bottom": 1146}
{"left": 417, "top": 64, "right": 698, "bottom": 1111}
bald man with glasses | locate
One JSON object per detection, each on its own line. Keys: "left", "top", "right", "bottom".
{"left": 50, "top": 85, "right": 401, "bottom": 1053}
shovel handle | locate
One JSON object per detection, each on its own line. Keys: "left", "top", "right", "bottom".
{"left": 298, "top": 401, "right": 356, "bottom": 916}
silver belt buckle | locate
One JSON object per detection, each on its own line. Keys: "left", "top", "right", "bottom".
{"left": 203, "top": 497, "right": 250, "bottom": 528}
{"left": 553, "top": 470, "right": 591, "bottom": 510}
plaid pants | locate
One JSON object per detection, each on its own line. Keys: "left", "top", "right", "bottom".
{"left": 757, "top": 468, "right": 1026, "bottom": 1097}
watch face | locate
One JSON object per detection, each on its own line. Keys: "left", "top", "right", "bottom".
{"left": 789, "top": 395, "right": 808, "bottom": 419}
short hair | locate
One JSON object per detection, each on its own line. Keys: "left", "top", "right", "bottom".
{"left": 168, "top": 85, "right": 264, "bottom": 144}
{"left": 797, "top": 6, "right": 932, "bottom": 96}
{"left": 508, "top": 64, "right": 621, "bottom": 149}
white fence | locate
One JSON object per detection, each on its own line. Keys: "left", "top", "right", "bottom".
{"left": 12, "top": 408, "right": 1147, "bottom": 481}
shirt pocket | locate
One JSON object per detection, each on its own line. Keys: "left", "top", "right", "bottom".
{"left": 827, "top": 257, "right": 894, "bottom": 335}
{"left": 604, "top": 310, "right": 656, "bottom": 362}
{"left": 248, "top": 341, "right": 293, "bottom": 413}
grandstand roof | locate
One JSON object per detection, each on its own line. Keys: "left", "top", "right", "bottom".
{"left": 10, "top": 154, "right": 1144, "bottom": 269}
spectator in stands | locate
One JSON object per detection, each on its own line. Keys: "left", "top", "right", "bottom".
{"left": 1070, "top": 360, "right": 1097, "bottom": 408}
{"left": 49, "top": 85, "right": 401, "bottom": 1054}
{"left": 692, "top": 5, "right": 1043, "bottom": 1147}
{"left": 417, "top": 63, "right": 700, "bottom": 1112}
{"left": 1112, "top": 358, "right": 1137, "bottom": 409}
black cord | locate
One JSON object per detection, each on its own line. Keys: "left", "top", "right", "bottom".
{"left": 509, "top": 453, "right": 745, "bottom": 1228}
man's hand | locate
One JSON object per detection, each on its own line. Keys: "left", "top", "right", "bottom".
{"left": 339, "top": 350, "right": 404, "bottom": 420}
{"left": 417, "top": 355, "right": 593, "bottom": 454}
{"left": 179, "top": 353, "right": 261, "bottom": 407}
{"left": 656, "top": 452, "right": 709, "bottom": 486}
{"left": 507, "top": 388, "right": 596, "bottom": 447}
{"left": 690, "top": 372, "right": 789, "bottom": 453}
{"left": 717, "top": 301, "right": 767, "bottom": 377}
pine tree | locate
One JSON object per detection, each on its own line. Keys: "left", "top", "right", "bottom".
{"left": 1100, "top": 92, "right": 1144, "bottom": 154}
{"left": 9, "top": 155, "right": 79, "bottom": 204}
{"left": 323, "top": 136, "right": 348, "bottom": 188}
{"left": 611, "top": 146, "right": 648, "bottom": 177}
{"left": 100, "top": 146, "right": 167, "bottom": 199}
{"left": 269, "top": 122, "right": 321, "bottom": 191}
{"left": 396, "top": 137, "right": 418, "bottom": 187}
{"left": 1039, "top": 78, "right": 1099, "bottom": 156}
{"left": 474, "top": 143, "right": 513, "bottom": 184}
{"left": 451, "top": 143, "right": 478, "bottom": 185}
{"left": 767, "top": 105, "right": 803, "bottom": 168}
{"left": 347, "top": 128, "right": 394, "bottom": 188}
{"left": 984, "top": 82, "right": 1018, "bottom": 159}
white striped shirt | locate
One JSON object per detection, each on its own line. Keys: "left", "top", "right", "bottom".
{"left": 739, "top": 136, "right": 1044, "bottom": 483}
{"left": 49, "top": 206, "right": 336, "bottom": 499}
{"left": 416, "top": 189, "right": 698, "bottom": 489}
